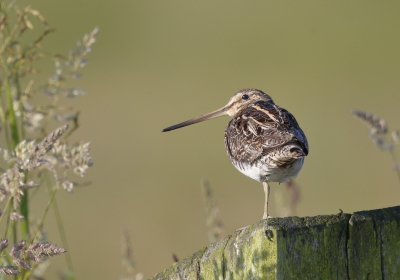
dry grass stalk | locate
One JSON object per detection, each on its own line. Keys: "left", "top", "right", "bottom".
{"left": 0, "top": 2, "right": 97, "bottom": 278}
{"left": 274, "top": 178, "right": 301, "bottom": 217}
{"left": 10, "top": 212, "right": 24, "bottom": 221}
{"left": 0, "top": 125, "right": 77, "bottom": 210}
{"left": 351, "top": 110, "right": 400, "bottom": 185}
{"left": 351, "top": 110, "right": 387, "bottom": 135}
{"left": 120, "top": 228, "right": 143, "bottom": 280}
{"left": 351, "top": 110, "right": 393, "bottom": 150}
{"left": 201, "top": 179, "right": 224, "bottom": 243}
{"left": 392, "top": 130, "right": 400, "bottom": 144}
{"left": 0, "top": 239, "right": 67, "bottom": 274}
{"left": 0, "top": 265, "right": 19, "bottom": 275}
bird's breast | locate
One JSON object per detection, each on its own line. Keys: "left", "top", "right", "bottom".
{"left": 231, "top": 157, "right": 304, "bottom": 183}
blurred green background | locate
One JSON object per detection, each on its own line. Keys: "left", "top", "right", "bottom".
{"left": 12, "top": 0, "right": 400, "bottom": 278}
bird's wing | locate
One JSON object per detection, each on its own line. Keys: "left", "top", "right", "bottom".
{"left": 224, "top": 101, "right": 308, "bottom": 163}
{"left": 280, "top": 107, "right": 309, "bottom": 155}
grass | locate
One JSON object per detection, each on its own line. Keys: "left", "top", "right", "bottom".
{"left": 0, "top": 1, "right": 95, "bottom": 278}
{"left": 351, "top": 110, "right": 400, "bottom": 185}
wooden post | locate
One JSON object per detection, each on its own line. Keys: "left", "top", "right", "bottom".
{"left": 150, "top": 206, "right": 400, "bottom": 280}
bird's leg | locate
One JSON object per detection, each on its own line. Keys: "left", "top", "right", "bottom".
{"left": 262, "top": 182, "right": 271, "bottom": 219}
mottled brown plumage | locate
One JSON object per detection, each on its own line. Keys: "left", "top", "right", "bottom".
{"left": 224, "top": 89, "right": 308, "bottom": 182}
{"left": 162, "top": 88, "right": 308, "bottom": 219}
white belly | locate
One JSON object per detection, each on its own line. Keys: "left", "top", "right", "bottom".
{"left": 233, "top": 158, "right": 304, "bottom": 183}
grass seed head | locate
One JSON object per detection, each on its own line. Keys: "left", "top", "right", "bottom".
{"left": 351, "top": 110, "right": 388, "bottom": 135}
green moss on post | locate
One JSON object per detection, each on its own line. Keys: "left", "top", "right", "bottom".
{"left": 150, "top": 206, "right": 400, "bottom": 280}
{"left": 223, "top": 222, "right": 278, "bottom": 279}
{"left": 151, "top": 247, "right": 207, "bottom": 280}
{"left": 348, "top": 207, "right": 400, "bottom": 279}
{"left": 199, "top": 236, "right": 231, "bottom": 279}
{"left": 274, "top": 214, "right": 350, "bottom": 279}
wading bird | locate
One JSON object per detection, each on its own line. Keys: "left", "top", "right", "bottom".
{"left": 162, "top": 89, "right": 308, "bottom": 219}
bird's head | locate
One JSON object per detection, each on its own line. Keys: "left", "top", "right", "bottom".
{"left": 162, "top": 88, "right": 273, "bottom": 132}
{"left": 224, "top": 89, "right": 273, "bottom": 117}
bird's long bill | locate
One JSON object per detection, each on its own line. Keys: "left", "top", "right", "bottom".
{"left": 162, "top": 106, "right": 227, "bottom": 132}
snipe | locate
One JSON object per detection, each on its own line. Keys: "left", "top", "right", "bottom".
{"left": 162, "top": 89, "right": 309, "bottom": 219}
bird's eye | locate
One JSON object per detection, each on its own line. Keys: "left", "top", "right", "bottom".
{"left": 242, "top": 94, "right": 249, "bottom": 100}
